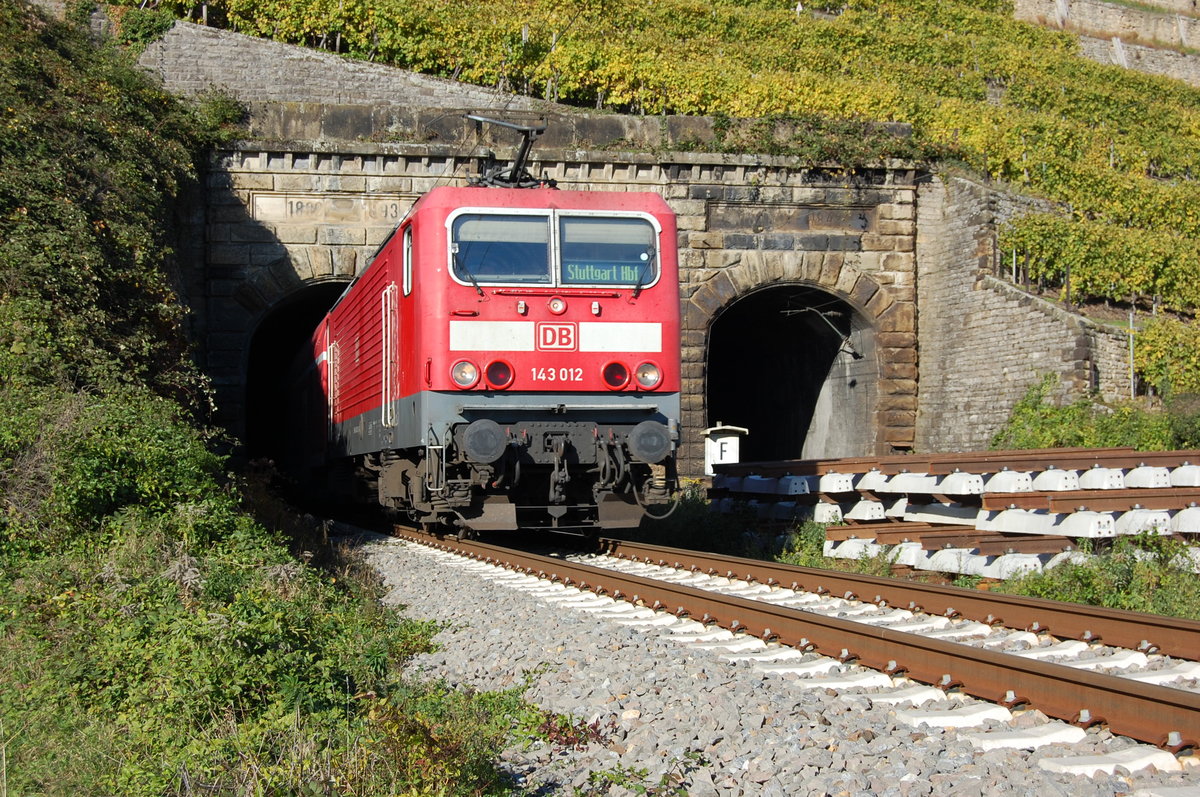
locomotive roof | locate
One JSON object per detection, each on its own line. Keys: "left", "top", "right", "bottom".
{"left": 410, "top": 185, "right": 673, "bottom": 215}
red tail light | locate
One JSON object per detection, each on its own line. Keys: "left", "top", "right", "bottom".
{"left": 602, "top": 361, "right": 630, "bottom": 389}
{"left": 485, "top": 360, "right": 514, "bottom": 389}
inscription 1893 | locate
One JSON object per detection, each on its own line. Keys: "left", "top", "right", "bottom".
{"left": 252, "top": 193, "right": 414, "bottom": 224}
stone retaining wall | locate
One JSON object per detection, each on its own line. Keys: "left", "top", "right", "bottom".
{"left": 1077, "top": 35, "right": 1200, "bottom": 85}
{"left": 1016, "top": 0, "right": 1200, "bottom": 48}
{"left": 915, "top": 176, "right": 1132, "bottom": 452}
{"left": 1015, "top": 0, "right": 1200, "bottom": 86}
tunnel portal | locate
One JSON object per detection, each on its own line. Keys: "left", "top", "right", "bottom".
{"left": 244, "top": 281, "right": 349, "bottom": 462}
{"left": 706, "top": 286, "right": 877, "bottom": 462}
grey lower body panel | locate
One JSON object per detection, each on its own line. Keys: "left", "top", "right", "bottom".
{"left": 330, "top": 390, "right": 680, "bottom": 459}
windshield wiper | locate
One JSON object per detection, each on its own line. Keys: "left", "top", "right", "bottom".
{"left": 631, "top": 246, "right": 656, "bottom": 299}
{"left": 452, "top": 246, "right": 485, "bottom": 297}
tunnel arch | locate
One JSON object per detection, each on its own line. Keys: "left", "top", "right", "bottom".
{"left": 706, "top": 284, "right": 878, "bottom": 461}
{"left": 244, "top": 279, "right": 350, "bottom": 461}
{"left": 681, "top": 250, "right": 915, "bottom": 472}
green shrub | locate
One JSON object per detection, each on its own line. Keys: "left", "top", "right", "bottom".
{"left": 0, "top": 0, "right": 234, "bottom": 402}
{"left": 0, "top": 489, "right": 536, "bottom": 794}
{"left": 192, "top": 87, "right": 249, "bottom": 139}
{"left": 1165, "top": 393, "right": 1200, "bottom": 448}
{"left": 0, "top": 7, "right": 532, "bottom": 793}
{"left": 775, "top": 521, "right": 830, "bottom": 569}
{"left": 990, "top": 374, "right": 1177, "bottom": 450}
{"left": 52, "top": 387, "right": 225, "bottom": 527}
{"left": 114, "top": 7, "right": 177, "bottom": 51}
{"left": 999, "top": 535, "right": 1200, "bottom": 619}
{"left": 625, "top": 479, "right": 751, "bottom": 554}
{"left": 2, "top": 381, "right": 228, "bottom": 551}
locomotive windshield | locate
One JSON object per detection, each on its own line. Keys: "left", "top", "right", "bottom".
{"left": 449, "top": 211, "right": 658, "bottom": 288}
{"left": 560, "top": 216, "right": 656, "bottom": 286}
{"left": 451, "top": 214, "right": 552, "bottom": 283}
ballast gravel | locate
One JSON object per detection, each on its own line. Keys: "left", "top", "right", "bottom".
{"left": 358, "top": 533, "right": 1199, "bottom": 796}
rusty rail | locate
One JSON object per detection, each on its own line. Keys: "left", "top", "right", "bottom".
{"left": 394, "top": 528, "right": 1200, "bottom": 750}
{"left": 596, "top": 538, "right": 1200, "bottom": 660}
{"left": 717, "top": 447, "right": 1200, "bottom": 479}
{"left": 982, "top": 487, "right": 1200, "bottom": 513}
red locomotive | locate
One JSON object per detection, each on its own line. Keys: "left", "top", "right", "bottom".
{"left": 289, "top": 119, "right": 680, "bottom": 532}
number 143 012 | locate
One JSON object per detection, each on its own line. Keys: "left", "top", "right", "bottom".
{"left": 531, "top": 367, "right": 584, "bottom": 382}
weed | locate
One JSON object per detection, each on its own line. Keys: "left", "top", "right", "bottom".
{"left": 536, "top": 712, "right": 614, "bottom": 750}
{"left": 775, "top": 521, "right": 831, "bottom": 568}
{"left": 113, "top": 6, "right": 176, "bottom": 51}
{"left": 574, "top": 751, "right": 707, "bottom": 796}
{"left": 621, "top": 480, "right": 751, "bottom": 555}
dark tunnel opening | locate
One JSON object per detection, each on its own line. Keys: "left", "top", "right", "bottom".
{"left": 706, "top": 286, "right": 866, "bottom": 462}
{"left": 245, "top": 281, "right": 349, "bottom": 461}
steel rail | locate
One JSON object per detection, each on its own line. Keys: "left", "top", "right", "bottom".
{"left": 716, "top": 448, "right": 1200, "bottom": 478}
{"left": 981, "top": 486, "right": 1200, "bottom": 513}
{"left": 395, "top": 529, "right": 1200, "bottom": 750}
{"left": 596, "top": 538, "right": 1200, "bottom": 661}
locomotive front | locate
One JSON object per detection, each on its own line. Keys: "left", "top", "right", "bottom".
{"left": 395, "top": 186, "right": 681, "bottom": 531}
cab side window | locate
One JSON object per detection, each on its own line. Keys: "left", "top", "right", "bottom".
{"left": 402, "top": 225, "right": 413, "bottom": 296}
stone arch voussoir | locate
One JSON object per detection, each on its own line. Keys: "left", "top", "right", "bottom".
{"left": 690, "top": 252, "right": 892, "bottom": 329}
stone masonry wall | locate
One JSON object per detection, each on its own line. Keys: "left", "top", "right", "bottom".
{"left": 1016, "top": 0, "right": 1200, "bottom": 48}
{"left": 676, "top": 168, "right": 919, "bottom": 459}
{"left": 1015, "top": 0, "right": 1200, "bottom": 86}
{"left": 1077, "top": 35, "right": 1200, "bottom": 85}
{"left": 207, "top": 141, "right": 919, "bottom": 474}
{"left": 1122, "top": 0, "right": 1200, "bottom": 14}
{"left": 915, "top": 176, "right": 1132, "bottom": 452}
{"left": 139, "top": 21, "right": 545, "bottom": 111}
{"left": 138, "top": 21, "right": 726, "bottom": 149}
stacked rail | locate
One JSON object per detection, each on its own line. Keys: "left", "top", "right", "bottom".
{"left": 710, "top": 448, "right": 1200, "bottom": 578}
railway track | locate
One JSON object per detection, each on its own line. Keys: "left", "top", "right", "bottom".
{"left": 392, "top": 526, "right": 1200, "bottom": 771}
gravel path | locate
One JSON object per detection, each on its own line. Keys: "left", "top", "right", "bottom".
{"left": 359, "top": 533, "right": 1200, "bottom": 796}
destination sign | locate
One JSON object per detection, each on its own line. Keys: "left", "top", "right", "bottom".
{"left": 563, "top": 262, "right": 646, "bottom": 284}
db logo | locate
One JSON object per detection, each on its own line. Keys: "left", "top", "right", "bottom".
{"left": 536, "top": 322, "right": 577, "bottom": 351}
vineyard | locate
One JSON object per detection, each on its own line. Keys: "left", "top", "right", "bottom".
{"left": 112, "top": 0, "right": 1200, "bottom": 392}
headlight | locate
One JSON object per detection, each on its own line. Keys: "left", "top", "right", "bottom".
{"left": 485, "top": 360, "right": 514, "bottom": 389}
{"left": 547, "top": 296, "right": 567, "bottom": 315}
{"left": 634, "top": 361, "right": 661, "bottom": 390}
{"left": 451, "top": 360, "right": 479, "bottom": 388}
{"left": 602, "top": 361, "right": 629, "bottom": 389}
